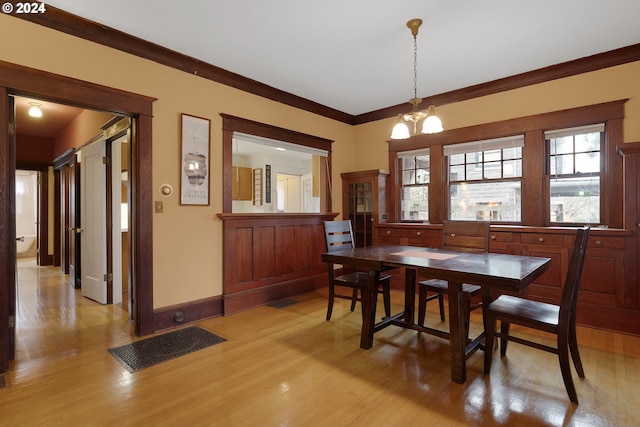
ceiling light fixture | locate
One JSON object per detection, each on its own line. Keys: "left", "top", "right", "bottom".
{"left": 28, "top": 102, "right": 43, "bottom": 118}
{"left": 391, "top": 19, "right": 443, "bottom": 140}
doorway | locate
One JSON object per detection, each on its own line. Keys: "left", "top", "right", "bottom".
{"left": 1, "top": 61, "right": 156, "bottom": 382}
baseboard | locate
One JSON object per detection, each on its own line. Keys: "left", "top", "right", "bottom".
{"left": 223, "top": 273, "right": 327, "bottom": 315}
{"left": 153, "top": 295, "right": 223, "bottom": 332}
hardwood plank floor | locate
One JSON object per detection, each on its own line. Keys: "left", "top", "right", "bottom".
{"left": 2, "top": 259, "right": 639, "bottom": 426}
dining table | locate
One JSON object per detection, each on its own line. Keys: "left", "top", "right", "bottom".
{"left": 321, "top": 245, "right": 551, "bottom": 384}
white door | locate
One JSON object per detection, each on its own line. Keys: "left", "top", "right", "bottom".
{"left": 80, "top": 138, "right": 108, "bottom": 304}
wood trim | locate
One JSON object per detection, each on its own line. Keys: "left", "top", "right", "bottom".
{"left": 217, "top": 213, "right": 336, "bottom": 315}
{"left": 220, "top": 114, "right": 334, "bottom": 213}
{"left": 223, "top": 274, "right": 327, "bottom": 315}
{"left": 387, "top": 101, "right": 626, "bottom": 228}
{"left": 131, "top": 114, "right": 154, "bottom": 336}
{"left": 356, "top": 44, "right": 640, "bottom": 124}
{"left": 0, "top": 60, "right": 155, "bottom": 116}
{"left": 153, "top": 296, "right": 224, "bottom": 332}
{"left": 13, "top": 8, "right": 351, "bottom": 124}
{"left": 0, "top": 63, "right": 155, "bottom": 338}
{"left": 13, "top": 9, "right": 640, "bottom": 125}
{"left": 0, "top": 87, "right": 16, "bottom": 377}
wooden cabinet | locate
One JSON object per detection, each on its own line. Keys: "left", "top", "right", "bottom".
{"left": 341, "top": 170, "right": 389, "bottom": 247}
{"left": 374, "top": 223, "right": 634, "bottom": 334}
{"left": 375, "top": 224, "right": 440, "bottom": 248}
{"left": 232, "top": 166, "right": 252, "bottom": 201}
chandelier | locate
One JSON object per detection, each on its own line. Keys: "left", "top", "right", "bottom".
{"left": 390, "top": 19, "right": 443, "bottom": 139}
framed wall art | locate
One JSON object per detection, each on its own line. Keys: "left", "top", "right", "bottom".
{"left": 180, "top": 113, "right": 211, "bottom": 205}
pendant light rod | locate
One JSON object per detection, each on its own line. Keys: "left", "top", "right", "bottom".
{"left": 390, "top": 18, "right": 443, "bottom": 139}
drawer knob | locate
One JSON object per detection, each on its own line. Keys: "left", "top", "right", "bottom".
{"left": 386, "top": 230, "right": 391, "bottom": 235}
{"left": 450, "top": 233, "right": 456, "bottom": 237}
{"left": 491, "top": 235, "right": 496, "bottom": 240}
{"left": 538, "top": 237, "right": 544, "bottom": 242}
{"left": 416, "top": 231, "right": 421, "bottom": 236}
{"left": 596, "top": 240, "right": 602, "bottom": 245}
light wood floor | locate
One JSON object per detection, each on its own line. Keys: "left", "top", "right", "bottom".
{"left": 3, "top": 259, "right": 639, "bottom": 426}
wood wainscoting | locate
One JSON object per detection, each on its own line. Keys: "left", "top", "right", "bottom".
{"left": 217, "top": 213, "right": 337, "bottom": 314}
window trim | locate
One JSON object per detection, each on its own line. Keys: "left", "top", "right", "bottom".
{"left": 445, "top": 137, "right": 524, "bottom": 223}
{"left": 398, "top": 149, "right": 430, "bottom": 222}
{"left": 386, "top": 100, "right": 625, "bottom": 227}
{"left": 545, "top": 125, "right": 605, "bottom": 226}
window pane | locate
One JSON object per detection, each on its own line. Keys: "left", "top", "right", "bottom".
{"left": 550, "top": 153, "right": 574, "bottom": 175}
{"left": 450, "top": 153, "right": 465, "bottom": 165}
{"left": 484, "top": 161, "right": 502, "bottom": 179}
{"left": 503, "top": 159, "right": 520, "bottom": 177}
{"left": 550, "top": 176, "right": 600, "bottom": 223}
{"left": 553, "top": 136, "right": 574, "bottom": 154}
{"left": 466, "top": 163, "right": 482, "bottom": 180}
{"left": 575, "top": 152, "right": 600, "bottom": 173}
{"left": 483, "top": 149, "right": 501, "bottom": 162}
{"left": 575, "top": 133, "right": 600, "bottom": 153}
{"left": 450, "top": 165, "right": 464, "bottom": 181}
{"left": 402, "top": 157, "right": 416, "bottom": 169}
{"left": 503, "top": 147, "right": 521, "bottom": 160}
{"left": 401, "top": 155, "right": 429, "bottom": 221}
{"left": 449, "top": 181, "right": 521, "bottom": 222}
{"left": 403, "top": 169, "right": 416, "bottom": 185}
{"left": 402, "top": 186, "right": 428, "bottom": 221}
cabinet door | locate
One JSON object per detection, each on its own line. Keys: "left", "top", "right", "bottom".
{"left": 520, "top": 244, "right": 568, "bottom": 300}
{"left": 347, "top": 181, "right": 373, "bottom": 247}
{"left": 580, "top": 243, "right": 625, "bottom": 307}
{"left": 342, "top": 170, "right": 389, "bottom": 247}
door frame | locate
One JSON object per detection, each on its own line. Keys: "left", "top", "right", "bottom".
{"left": 0, "top": 60, "right": 156, "bottom": 378}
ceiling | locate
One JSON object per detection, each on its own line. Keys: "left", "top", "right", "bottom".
{"left": 42, "top": 0, "right": 640, "bottom": 117}
{"left": 13, "top": 96, "right": 83, "bottom": 139}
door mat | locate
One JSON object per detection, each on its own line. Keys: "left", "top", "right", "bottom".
{"left": 267, "top": 298, "right": 299, "bottom": 309}
{"left": 108, "top": 326, "right": 226, "bottom": 372}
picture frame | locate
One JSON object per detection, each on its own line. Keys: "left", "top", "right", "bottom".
{"left": 180, "top": 113, "right": 211, "bottom": 205}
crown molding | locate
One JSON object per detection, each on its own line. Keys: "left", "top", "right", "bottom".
{"left": 14, "top": 9, "right": 640, "bottom": 126}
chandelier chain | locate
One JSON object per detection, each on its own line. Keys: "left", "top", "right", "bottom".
{"left": 413, "top": 34, "right": 418, "bottom": 99}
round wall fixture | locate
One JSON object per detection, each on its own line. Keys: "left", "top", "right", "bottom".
{"left": 159, "top": 183, "right": 173, "bottom": 196}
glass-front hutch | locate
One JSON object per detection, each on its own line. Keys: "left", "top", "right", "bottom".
{"left": 341, "top": 170, "right": 389, "bottom": 247}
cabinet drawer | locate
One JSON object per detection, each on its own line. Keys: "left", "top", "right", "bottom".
{"left": 520, "top": 233, "right": 565, "bottom": 245}
{"left": 378, "top": 228, "right": 405, "bottom": 238}
{"left": 490, "top": 232, "right": 514, "bottom": 243}
{"left": 589, "top": 236, "right": 625, "bottom": 249}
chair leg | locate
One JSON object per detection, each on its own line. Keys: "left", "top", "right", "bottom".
{"left": 499, "top": 321, "right": 510, "bottom": 356}
{"left": 558, "top": 336, "right": 579, "bottom": 404}
{"left": 483, "top": 313, "right": 496, "bottom": 374}
{"left": 569, "top": 318, "right": 585, "bottom": 378}
{"left": 437, "top": 294, "right": 445, "bottom": 321}
{"left": 463, "top": 295, "right": 472, "bottom": 343}
{"left": 417, "top": 286, "right": 427, "bottom": 327}
{"left": 350, "top": 288, "right": 358, "bottom": 312}
{"left": 326, "top": 284, "right": 335, "bottom": 321}
{"left": 381, "top": 283, "right": 391, "bottom": 318}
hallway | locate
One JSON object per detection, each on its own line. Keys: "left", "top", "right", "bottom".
{"left": 2, "top": 260, "right": 640, "bottom": 426}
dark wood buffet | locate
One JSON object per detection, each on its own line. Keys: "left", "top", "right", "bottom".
{"left": 374, "top": 223, "right": 637, "bottom": 335}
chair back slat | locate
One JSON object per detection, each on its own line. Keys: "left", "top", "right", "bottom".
{"left": 324, "top": 220, "right": 356, "bottom": 252}
{"left": 441, "top": 220, "right": 490, "bottom": 254}
{"left": 559, "top": 226, "right": 590, "bottom": 319}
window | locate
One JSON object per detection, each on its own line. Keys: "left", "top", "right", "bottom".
{"left": 546, "top": 124, "right": 603, "bottom": 224}
{"left": 445, "top": 136, "right": 524, "bottom": 222}
{"left": 399, "top": 149, "right": 430, "bottom": 221}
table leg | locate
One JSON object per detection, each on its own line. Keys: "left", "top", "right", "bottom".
{"left": 404, "top": 268, "right": 416, "bottom": 324}
{"left": 359, "top": 269, "right": 380, "bottom": 350}
{"left": 448, "top": 281, "right": 466, "bottom": 383}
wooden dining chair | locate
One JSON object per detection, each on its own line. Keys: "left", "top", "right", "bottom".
{"left": 324, "top": 220, "right": 391, "bottom": 321}
{"left": 416, "top": 220, "right": 490, "bottom": 338}
{"left": 483, "top": 226, "right": 590, "bottom": 404}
